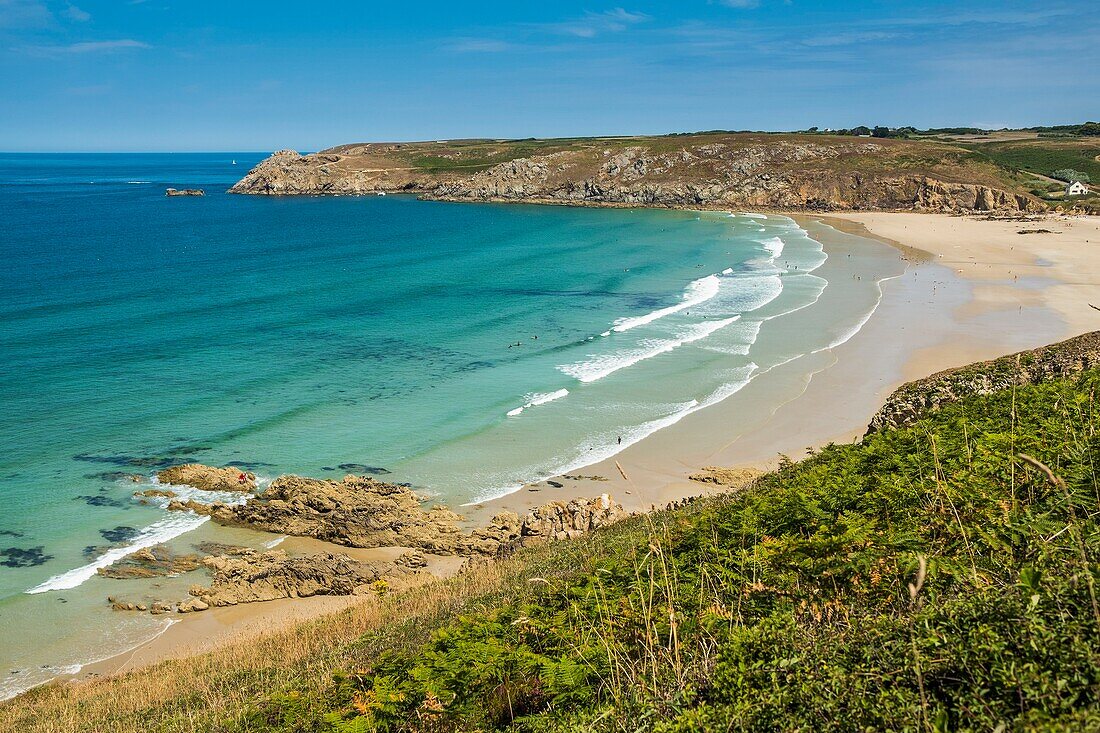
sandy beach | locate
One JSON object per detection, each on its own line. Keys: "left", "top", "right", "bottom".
{"left": 62, "top": 211, "right": 1100, "bottom": 688}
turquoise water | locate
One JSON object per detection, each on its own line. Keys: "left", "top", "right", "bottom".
{"left": 0, "top": 154, "right": 899, "bottom": 697}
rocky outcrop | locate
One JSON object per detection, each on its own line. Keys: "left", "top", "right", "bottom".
{"left": 227, "top": 149, "right": 428, "bottom": 195}
{"left": 97, "top": 545, "right": 203, "bottom": 579}
{"left": 184, "top": 550, "right": 407, "bottom": 607}
{"left": 229, "top": 138, "right": 1042, "bottom": 213}
{"left": 165, "top": 188, "right": 204, "bottom": 197}
{"left": 688, "top": 466, "right": 763, "bottom": 488}
{"left": 912, "top": 178, "right": 1037, "bottom": 213}
{"left": 157, "top": 464, "right": 256, "bottom": 492}
{"left": 107, "top": 597, "right": 148, "bottom": 612}
{"left": 464, "top": 494, "right": 626, "bottom": 555}
{"left": 206, "top": 472, "right": 626, "bottom": 557}
{"left": 868, "top": 331, "right": 1100, "bottom": 433}
{"left": 209, "top": 474, "right": 467, "bottom": 553}
{"left": 166, "top": 498, "right": 217, "bottom": 515}
{"left": 134, "top": 488, "right": 177, "bottom": 499}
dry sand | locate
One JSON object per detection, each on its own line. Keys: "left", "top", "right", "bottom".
{"left": 69, "top": 211, "right": 1100, "bottom": 686}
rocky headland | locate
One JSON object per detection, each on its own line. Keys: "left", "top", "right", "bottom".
{"left": 104, "top": 465, "right": 626, "bottom": 615}
{"left": 867, "top": 330, "right": 1100, "bottom": 433}
{"left": 228, "top": 134, "right": 1043, "bottom": 214}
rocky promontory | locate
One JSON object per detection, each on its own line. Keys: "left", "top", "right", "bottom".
{"left": 185, "top": 550, "right": 411, "bottom": 607}
{"left": 228, "top": 134, "right": 1042, "bottom": 214}
{"left": 207, "top": 474, "right": 468, "bottom": 552}
{"left": 104, "top": 467, "right": 626, "bottom": 614}
{"left": 153, "top": 465, "right": 626, "bottom": 558}
{"left": 157, "top": 464, "right": 256, "bottom": 492}
{"left": 867, "top": 330, "right": 1100, "bottom": 433}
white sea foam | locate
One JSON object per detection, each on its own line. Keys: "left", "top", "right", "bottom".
{"left": 507, "top": 388, "right": 570, "bottom": 417}
{"left": 126, "top": 181, "right": 151, "bottom": 184}
{"left": 468, "top": 364, "right": 762, "bottom": 505}
{"left": 26, "top": 484, "right": 250, "bottom": 594}
{"left": 701, "top": 272, "right": 784, "bottom": 319}
{"left": 264, "top": 536, "right": 287, "bottom": 549}
{"left": 560, "top": 316, "right": 740, "bottom": 383}
{"left": 739, "top": 212, "right": 768, "bottom": 219}
{"left": 26, "top": 515, "right": 209, "bottom": 594}
{"left": 699, "top": 319, "right": 763, "bottom": 355}
{"left": 761, "top": 236, "right": 785, "bottom": 260}
{"left": 610, "top": 274, "right": 721, "bottom": 333}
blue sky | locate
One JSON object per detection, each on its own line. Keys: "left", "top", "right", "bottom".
{"left": 0, "top": 0, "right": 1096, "bottom": 151}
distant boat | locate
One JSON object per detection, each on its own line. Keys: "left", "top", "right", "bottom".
{"left": 231, "top": 160, "right": 237, "bottom": 165}
{"left": 377, "top": 191, "right": 386, "bottom": 196}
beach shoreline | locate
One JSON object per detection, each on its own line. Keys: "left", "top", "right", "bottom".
{"left": 42, "top": 210, "right": 1100, "bottom": 695}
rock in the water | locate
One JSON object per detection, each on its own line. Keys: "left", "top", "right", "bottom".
{"left": 1, "top": 546, "right": 53, "bottom": 568}
{"left": 157, "top": 464, "right": 256, "bottom": 492}
{"left": 97, "top": 545, "right": 203, "bottom": 579}
{"left": 165, "top": 188, "right": 204, "bottom": 197}
{"left": 211, "top": 471, "right": 627, "bottom": 557}
{"left": 166, "top": 498, "right": 216, "bottom": 515}
{"left": 107, "top": 596, "right": 146, "bottom": 612}
{"left": 187, "top": 550, "right": 404, "bottom": 606}
{"left": 210, "top": 474, "right": 466, "bottom": 553}
{"left": 177, "top": 597, "right": 209, "bottom": 613}
{"left": 134, "top": 488, "right": 177, "bottom": 501}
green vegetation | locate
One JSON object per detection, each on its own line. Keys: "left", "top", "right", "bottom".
{"left": 5, "top": 368, "right": 1098, "bottom": 732}
{"left": 251, "top": 371, "right": 1100, "bottom": 731}
{"left": 959, "top": 139, "right": 1100, "bottom": 183}
{"left": 1052, "top": 169, "right": 1090, "bottom": 183}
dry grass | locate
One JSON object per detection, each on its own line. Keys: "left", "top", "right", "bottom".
{"left": 0, "top": 560, "right": 512, "bottom": 733}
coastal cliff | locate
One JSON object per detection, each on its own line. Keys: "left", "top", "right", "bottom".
{"left": 229, "top": 134, "right": 1042, "bottom": 213}
{"left": 867, "top": 330, "right": 1100, "bottom": 432}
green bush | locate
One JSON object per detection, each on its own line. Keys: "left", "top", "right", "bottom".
{"left": 248, "top": 371, "right": 1100, "bottom": 732}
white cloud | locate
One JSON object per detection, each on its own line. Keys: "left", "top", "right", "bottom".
{"left": 19, "top": 38, "right": 151, "bottom": 55}
{"left": 541, "top": 8, "right": 649, "bottom": 38}
{"left": 63, "top": 4, "right": 90, "bottom": 22}
{"left": 716, "top": 0, "right": 761, "bottom": 8}
{"left": 446, "top": 37, "right": 514, "bottom": 53}
{"left": 64, "top": 38, "right": 149, "bottom": 52}
{"left": 801, "top": 31, "right": 897, "bottom": 47}
{"left": 0, "top": 0, "right": 51, "bottom": 29}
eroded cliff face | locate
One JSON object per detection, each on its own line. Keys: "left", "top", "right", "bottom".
{"left": 228, "top": 141, "right": 1042, "bottom": 213}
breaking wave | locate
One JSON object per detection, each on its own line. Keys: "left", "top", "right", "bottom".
{"left": 507, "top": 388, "right": 570, "bottom": 417}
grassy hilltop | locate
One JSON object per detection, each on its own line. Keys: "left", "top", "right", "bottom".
{"left": 5, "top": 348, "right": 1100, "bottom": 731}
{"left": 229, "top": 128, "right": 1100, "bottom": 213}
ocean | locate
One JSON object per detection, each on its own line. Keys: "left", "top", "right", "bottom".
{"left": 0, "top": 153, "right": 902, "bottom": 697}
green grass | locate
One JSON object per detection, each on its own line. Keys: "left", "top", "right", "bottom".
{"left": 963, "top": 139, "right": 1100, "bottom": 183}
{"left": 241, "top": 370, "right": 1100, "bottom": 732}
{"left": 7, "top": 367, "right": 1098, "bottom": 732}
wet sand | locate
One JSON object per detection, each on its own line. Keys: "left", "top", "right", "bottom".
{"left": 63, "top": 212, "right": 1098, "bottom": 687}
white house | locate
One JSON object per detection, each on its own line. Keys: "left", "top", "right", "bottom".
{"left": 1065, "top": 181, "right": 1090, "bottom": 196}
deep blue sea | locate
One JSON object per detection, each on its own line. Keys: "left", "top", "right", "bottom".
{"left": 0, "top": 153, "right": 898, "bottom": 697}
